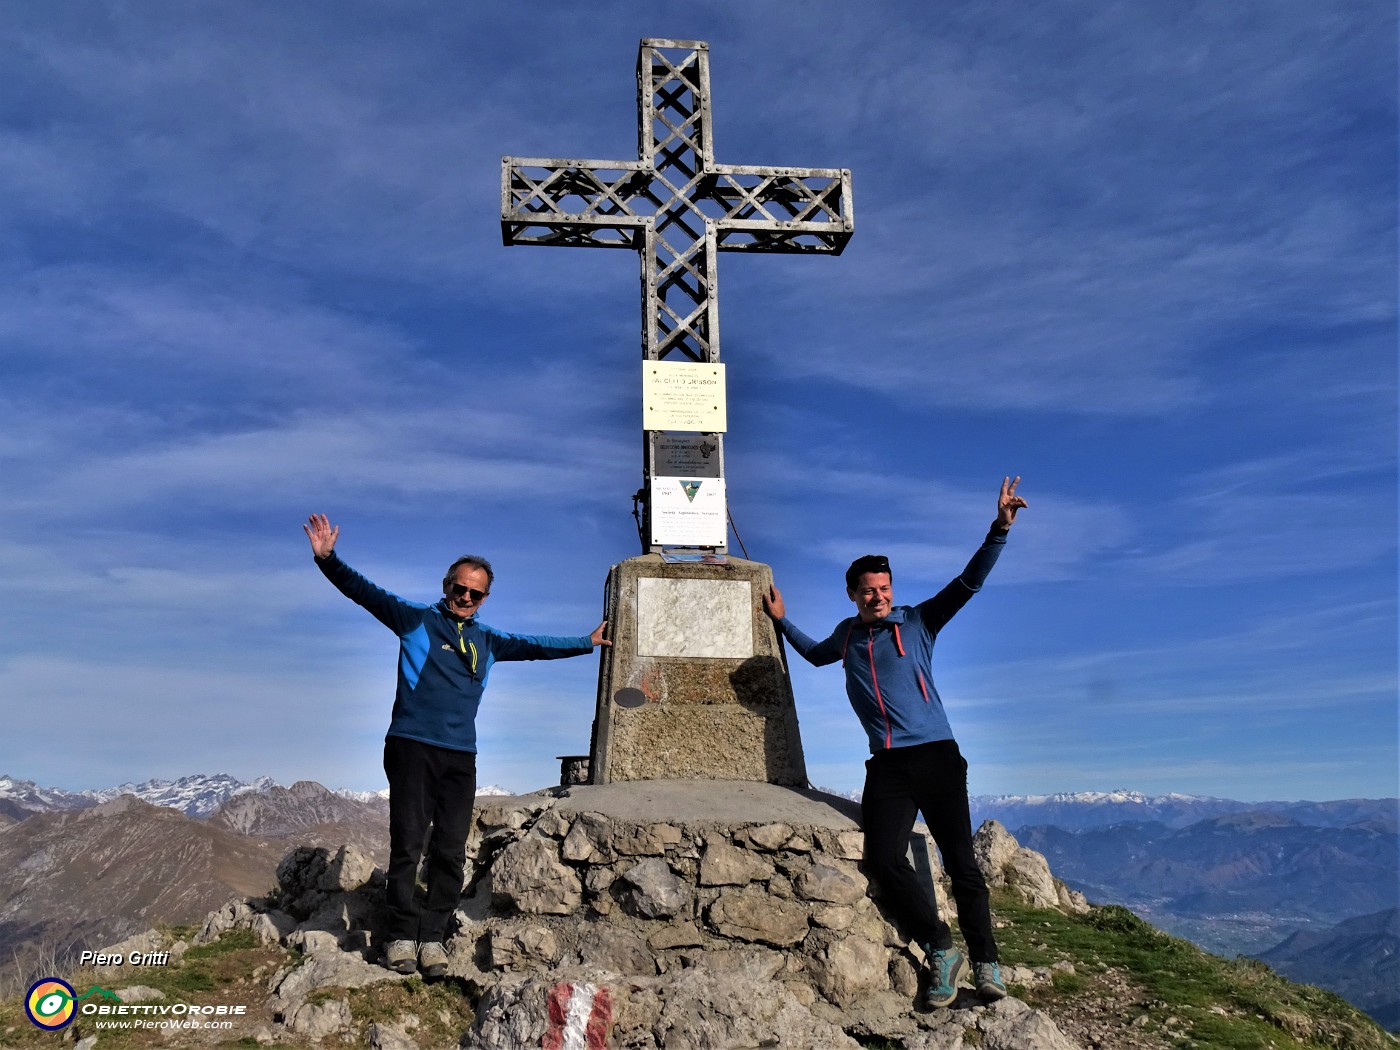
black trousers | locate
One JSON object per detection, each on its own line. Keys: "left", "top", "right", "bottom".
{"left": 382, "top": 735, "right": 477, "bottom": 942}
{"left": 861, "top": 739, "right": 998, "bottom": 962}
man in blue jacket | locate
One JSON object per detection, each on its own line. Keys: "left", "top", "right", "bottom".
{"left": 762, "top": 477, "right": 1026, "bottom": 1009}
{"left": 304, "top": 513, "right": 608, "bottom": 977}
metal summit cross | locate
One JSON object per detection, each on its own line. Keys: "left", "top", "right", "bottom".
{"left": 501, "top": 39, "right": 853, "bottom": 786}
{"left": 502, "top": 38, "right": 853, "bottom": 553}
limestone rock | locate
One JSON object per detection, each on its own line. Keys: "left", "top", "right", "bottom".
{"left": 249, "top": 909, "right": 298, "bottom": 947}
{"left": 977, "top": 996, "right": 1082, "bottom": 1049}
{"left": 613, "top": 822, "right": 682, "bottom": 855}
{"left": 699, "top": 838, "right": 772, "bottom": 886}
{"left": 973, "top": 821, "right": 1061, "bottom": 909}
{"left": 576, "top": 923, "right": 656, "bottom": 976}
{"left": 793, "top": 860, "right": 867, "bottom": 904}
{"left": 272, "top": 845, "right": 376, "bottom": 917}
{"left": 532, "top": 807, "right": 571, "bottom": 838}
{"left": 804, "top": 930, "right": 890, "bottom": 1007}
{"left": 491, "top": 833, "right": 582, "bottom": 915}
{"left": 560, "top": 812, "right": 615, "bottom": 864}
{"left": 463, "top": 974, "right": 607, "bottom": 1050}
{"left": 270, "top": 949, "right": 403, "bottom": 1008}
{"left": 320, "top": 844, "right": 378, "bottom": 893}
{"left": 648, "top": 961, "right": 863, "bottom": 1050}
{"left": 617, "top": 857, "right": 691, "bottom": 919}
{"left": 368, "top": 1020, "right": 420, "bottom": 1050}
{"left": 489, "top": 923, "right": 561, "bottom": 970}
{"left": 707, "top": 886, "right": 809, "bottom": 946}
{"left": 736, "top": 822, "right": 795, "bottom": 851}
{"left": 648, "top": 923, "right": 704, "bottom": 950}
{"left": 1057, "top": 882, "right": 1091, "bottom": 914}
{"left": 286, "top": 998, "right": 352, "bottom": 1041}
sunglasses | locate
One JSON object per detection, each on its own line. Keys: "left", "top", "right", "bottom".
{"left": 447, "top": 583, "right": 490, "bottom": 602}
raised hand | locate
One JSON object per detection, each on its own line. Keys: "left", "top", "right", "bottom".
{"left": 303, "top": 513, "right": 340, "bottom": 559}
{"left": 996, "top": 476, "right": 1027, "bottom": 529}
{"left": 762, "top": 584, "right": 786, "bottom": 621}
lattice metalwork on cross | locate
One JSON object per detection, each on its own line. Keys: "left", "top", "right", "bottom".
{"left": 501, "top": 38, "right": 853, "bottom": 550}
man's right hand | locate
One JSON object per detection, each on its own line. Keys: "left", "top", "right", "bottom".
{"left": 303, "top": 513, "right": 340, "bottom": 560}
{"left": 762, "top": 584, "right": 785, "bottom": 621}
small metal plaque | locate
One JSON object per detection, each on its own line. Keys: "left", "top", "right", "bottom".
{"left": 654, "top": 432, "right": 722, "bottom": 478}
{"left": 643, "top": 361, "right": 727, "bottom": 432}
{"left": 613, "top": 687, "right": 648, "bottom": 709}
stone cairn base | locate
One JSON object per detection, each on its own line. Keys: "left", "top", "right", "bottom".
{"left": 166, "top": 781, "right": 1089, "bottom": 1049}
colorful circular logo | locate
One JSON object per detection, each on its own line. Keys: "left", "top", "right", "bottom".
{"left": 25, "top": 978, "right": 76, "bottom": 1030}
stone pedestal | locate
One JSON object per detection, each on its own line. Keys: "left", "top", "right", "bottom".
{"left": 590, "top": 555, "right": 807, "bottom": 785}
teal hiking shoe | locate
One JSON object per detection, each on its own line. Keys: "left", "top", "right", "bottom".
{"left": 921, "top": 946, "right": 967, "bottom": 1009}
{"left": 974, "top": 961, "right": 1006, "bottom": 1001}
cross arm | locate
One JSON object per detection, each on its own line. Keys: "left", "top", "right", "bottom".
{"left": 502, "top": 156, "right": 655, "bottom": 248}
{"left": 707, "top": 164, "right": 854, "bottom": 255}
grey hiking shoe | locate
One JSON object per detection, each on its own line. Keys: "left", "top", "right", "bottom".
{"left": 384, "top": 939, "right": 417, "bottom": 974}
{"left": 974, "top": 961, "right": 1006, "bottom": 1000}
{"left": 921, "top": 946, "right": 967, "bottom": 1009}
{"left": 418, "top": 941, "right": 449, "bottom": 978}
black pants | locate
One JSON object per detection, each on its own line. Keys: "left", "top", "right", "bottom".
{"left": 861, "top": 739, "right": 997, "bottom": 962}
{"left": 382, "top": 736, "right": 477, "bottom": 943}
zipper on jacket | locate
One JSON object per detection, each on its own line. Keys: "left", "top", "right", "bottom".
{"left": 867, "top": 632, "right": 893, "bottom": 749}
{"left": 456, "top": 622, "right": 479, "bottom": 673}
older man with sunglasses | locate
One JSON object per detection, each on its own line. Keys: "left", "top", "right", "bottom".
{"left": 303, "top": 513, "right": 608, "bottom": 977}
{"left": 762, "top": 477, "right": 1026, "bottom": 1009}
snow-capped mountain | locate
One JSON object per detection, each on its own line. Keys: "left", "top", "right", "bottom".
{"left": 334, "top": 783, "right": 513, "bottom": 802}
{"left": 89, "top": 773, "right": 279, "bottom": 817}
{"left": 2, "top": 773, "right": 284, "bottom": 819}
{"left": 0, "top": 774, "right": 94, "bottom": 819}
{"left": 969, "top": 790, "right": 1250, "bottom": 832}
{"left": 2, "top": 774, "right": 522, "bottom": 821}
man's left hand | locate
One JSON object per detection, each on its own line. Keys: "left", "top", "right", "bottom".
{"left": 996, "top": 476, "right": 1027, "bottom": 529}
{"left": 590, "top": 621, "right": 612, "bottom": 648}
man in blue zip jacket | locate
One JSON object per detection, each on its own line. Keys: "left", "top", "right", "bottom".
{"left": 762, "top": 477, "right": 1026, "bottom": 1009}
{"left": 304, "top": 513, "right": 608, "bottom": 978}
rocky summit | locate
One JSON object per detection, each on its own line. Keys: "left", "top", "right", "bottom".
{"left": 159, "top": 781, "right": 1089, "bottom": 1048}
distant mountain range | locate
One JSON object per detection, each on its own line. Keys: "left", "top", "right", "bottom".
{"left": 971, "top": 789, "right": 1397, "bottom": 833}
{"left": 0, "top": 773, "right": 512, "bottom": 823}
{"left": 1015, "top": 812, "right": 1397, "bottom": 942}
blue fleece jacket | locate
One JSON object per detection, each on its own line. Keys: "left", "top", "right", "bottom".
{"left": 776, "top": 528, "right": 1007, "bottom": 753}
{"left": 315, "top": 551, "right": 593, "bottom": 752}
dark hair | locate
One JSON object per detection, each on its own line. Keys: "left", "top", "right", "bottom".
{"left": 443, "top": 555, "right": 494, "bottom": 591}
{"left": 845, "top": 554, "right": 891, "bottom": 591}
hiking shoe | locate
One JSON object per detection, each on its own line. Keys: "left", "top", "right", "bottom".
{"left": 418, "top": 941, "right": 449, "bottom": 979}
{"left": 921, "top": 946, "right": 967, "bottom": 1009}
{"left": 974, "top": 961, "right": 1006, "bottom": 1001}
{"left": 384, "top": 939, "right": 417, "bottom": 974}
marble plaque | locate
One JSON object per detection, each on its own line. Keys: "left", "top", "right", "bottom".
{"left": 636, "top": 577, "right": 753, "bottom": 658}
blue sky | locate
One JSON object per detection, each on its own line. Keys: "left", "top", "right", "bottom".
{"left": 2, "top": 1, "right": 1395, "bottom": 802}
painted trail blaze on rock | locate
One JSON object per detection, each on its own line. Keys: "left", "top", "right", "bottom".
{"left": 543, "top": 981, "right": 613, "bottom": 1050}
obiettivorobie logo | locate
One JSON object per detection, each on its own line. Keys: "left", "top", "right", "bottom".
{"left": 23, "top": 976, "right": 248, "bottom": 1032}
{"left": 24, "top": 979, "right": 120, "bottom": 1030}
